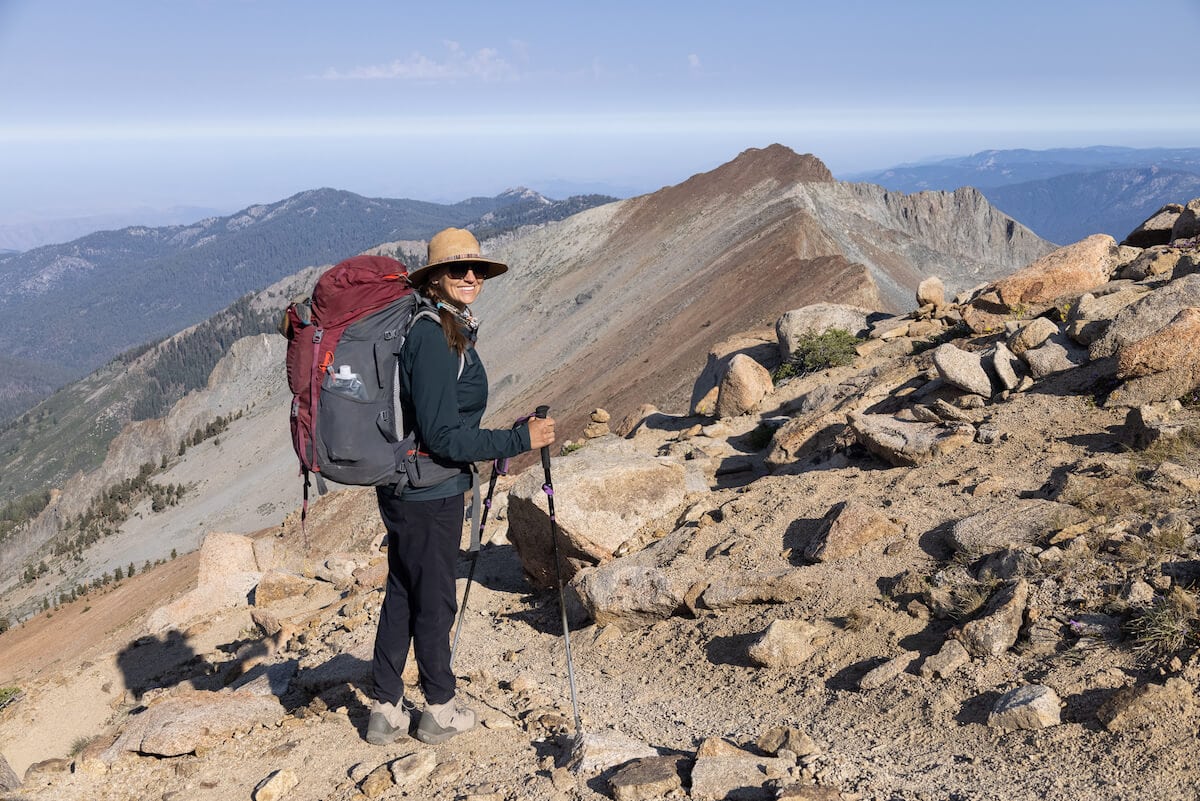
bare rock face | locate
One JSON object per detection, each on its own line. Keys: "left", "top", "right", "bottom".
{"left": 714, "top": 353, "right": 774, "bottom": 418}
{"left": 804, "top": 501, "right": 903, "bottom": 562}
{"left": 776, "top": 303, "right": 872, "bottom": 359}
{"left": 1118, "top": 308, "right": 1200, "bottom": 380}
{"left": 1123, "top": 203, "right": 1183, "bottom": 247}
{"left": 1066, "top": 286, "right": 1150, "bottom": 345}
{"left": 102, "top": 690, "right": 284, "bottom": 759}
{"left": 987, "top": 685, "right": 1062, "bottom": 730}
{"left": 1171, "top": 198, "right": 1200, "bottom": 240}
{"left": 507, "top": 443, "right": 687, "bottom": 588}
{"left": 1118, "top": 246, "right": 1185, "bottom": 281}
{"left": 992, "top": 235, "right": 1119, "bottom": 308}
{"left": 848, "top": 412, "right": 975, "bottom": 467}
{"left": 1108, "top": 308, "right": 1200, "bottom": 408}
{"left": 1090, "top": 274, "right": 1200, "bottom": 360}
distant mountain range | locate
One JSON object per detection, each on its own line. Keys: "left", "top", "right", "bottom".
{"left": 0, "top": 206, "right": 226, "bottom": 252}
{"left": 847, "top": 146, "right": 1200, "bottom": 245}
{"left": 0, "top": 187, "right": 615, "bottom": 421}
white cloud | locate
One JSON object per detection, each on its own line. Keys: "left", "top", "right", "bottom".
{"left": 322, "top": 40, "right": 518, "bottom": 82}
{"left": 688, "top": 53, "right": 702, "bottom": 74}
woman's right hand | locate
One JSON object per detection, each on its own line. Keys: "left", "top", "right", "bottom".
{"left": 527, "top": 416, "right": 556, "bottom": 450}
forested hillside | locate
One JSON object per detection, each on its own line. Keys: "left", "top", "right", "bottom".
{"left": 0, "top": 187, "right": 615, "bottom": 421}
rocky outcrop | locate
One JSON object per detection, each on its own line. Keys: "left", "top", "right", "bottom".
{"left": 776, "top": 304, "right": 872, "bottom": 358}
{"left": 146, "top": 532, "right": 262, "bottom": 633}
{"left": 507, "top": 440, "right": 688, "bottom": 588}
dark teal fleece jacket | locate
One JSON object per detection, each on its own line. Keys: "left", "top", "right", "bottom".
{"left": 398, "top": 316, "right": 530, "bottom": 500}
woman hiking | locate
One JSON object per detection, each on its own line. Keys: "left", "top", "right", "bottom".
{"left": 367, "top": 227, "right": 555, "bottom": 746}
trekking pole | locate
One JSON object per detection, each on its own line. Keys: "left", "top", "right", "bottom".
{"left": 449, "top": 455, "right": 506, "bottom": 668}
{"left": 536, "top": 405, "right": 583, "bottom": 738}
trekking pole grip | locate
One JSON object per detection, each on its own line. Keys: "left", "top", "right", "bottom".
{"left": 535, "top": 405, "right": 551, "bottom": 473}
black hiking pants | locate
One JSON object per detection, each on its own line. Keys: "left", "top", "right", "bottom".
{"left": 371, "top": 490, "right": 462, "bottom": 707}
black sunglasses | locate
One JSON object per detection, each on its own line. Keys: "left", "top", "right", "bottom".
{"left": 446, "top": 263, "right": 488, "bottom": 280}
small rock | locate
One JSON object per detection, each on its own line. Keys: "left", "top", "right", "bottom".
{"left": 956, "top": 580, "right": 1029, "bottom": 657}
{"left": 253, "top": 768, "right": 299, "bottom": 801}
{"left": 360, "top": 763, "right": 394, "bottom": 798}
{"left": 591, "top": 408, "right": 611, "bottom": 423}
{"left": 804, "top": 501, "right": 902, "bottom": 562}
{"left": 1022, "top": 332, "right": 1090, "bottom": 378}
{"left": 987, "top": 685, "right": 1062, "bottom": 730}
{"left": 990, "top": 342, "right": 1024, "bottom": 391}
{"left": 583, "top": 421, "right": 611, "bottom": 438}
{"left": 690, "top": 754, "right": 793, "bottom": 801}
{"left": 917, "top": 276, "right": 946, "bottom": 307}
{"left": 715, "top": 353, "right": 774, "bottom": 418}
{"left": 1122, "top": 580, "right": 1156, "bottom": 606}
{"left": 858, "top": 651, "right": 918, "bottom": 690}
{"left": 696, "top": 737, "right": 752, "bottom": 758}
{"left": 757, "top": 727, "right": 819, "bottom": 757}
{"left": 390, "top": 751, "right": 437, "bottom": 785}
{"left": 1008, "top": 317, "right": 1060, "bottom": 356}
{"left": 567, "top": 730, "right": 657, "bottom": 775}
{"left": 608, "top": 756, "right": 686, "bottom": 801}
{"left": 1123, "top": 203, "right": 1182, "bottom": 247}
{"left": 747, "top": 619, "right": 821, "bottom": 668}
{"left": 919, "top": 638, "right": 970, "bottom": 680}
{"left": 932, "top": 343, "right": 994, "bottom": 396}
{"left": 255, "top": 569, "right": 318, "bottom": 606}
{"left": 848, "top": 413, "right": 975, "bottom": 467}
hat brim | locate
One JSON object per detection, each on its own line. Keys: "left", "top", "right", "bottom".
{"left": 408, "top": 256, "right": 508, "bottom": 287}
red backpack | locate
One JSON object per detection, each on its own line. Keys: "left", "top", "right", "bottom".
{"left": 282, "top": 255, "right": 415, "bottom": 505}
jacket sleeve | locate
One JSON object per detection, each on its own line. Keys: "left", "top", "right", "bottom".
{"left": 404, "top": 321, "right": 531, "bottom": 464}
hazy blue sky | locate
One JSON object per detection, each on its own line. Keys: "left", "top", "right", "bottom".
{"left": 1, "top": 0, "right": 1198, "bottom": 224}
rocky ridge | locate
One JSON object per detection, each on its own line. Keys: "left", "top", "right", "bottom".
{"left": 2, "top": 202, "right": 1199, "bottom": 800}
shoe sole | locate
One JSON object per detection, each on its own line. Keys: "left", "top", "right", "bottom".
{"left": 366, "top": 728, "right": 406, "bottom": 745}
{"left": 366, "top": 715, "right": 408, "bottom": 746}
{"left": 415, "top": 722, "right": 473, "bottom": 745}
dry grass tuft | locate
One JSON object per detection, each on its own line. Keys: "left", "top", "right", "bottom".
{"left": 1127, "top": 587, "right": 1200, "bottom": 661}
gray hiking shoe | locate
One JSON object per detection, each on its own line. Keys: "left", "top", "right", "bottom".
{"left": 415, "top": 696, "right": 476, "bottom": 744}
{"left": 366, "top": 698, "right": 413, "bottom": 745}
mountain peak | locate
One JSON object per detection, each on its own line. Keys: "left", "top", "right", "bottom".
{"left": 498, "top": 187, "right": 551, "bottom": 204}
{"left": 727, "top": 144, "right": 834, "bottom": 184}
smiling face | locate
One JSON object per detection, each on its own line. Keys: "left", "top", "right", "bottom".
{"left": 431, "top": 263, "right": 487, "bottom": 308}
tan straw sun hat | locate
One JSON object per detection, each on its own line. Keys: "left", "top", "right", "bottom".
{"left": 408, "top": 227, "right": 508, "bottom": 286}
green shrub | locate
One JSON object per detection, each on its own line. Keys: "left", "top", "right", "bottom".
{"left": 773, "top": 328, "right": 860, "bottom": 383}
